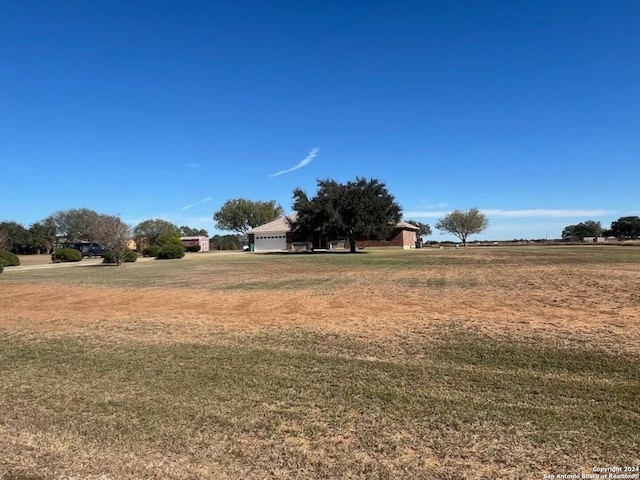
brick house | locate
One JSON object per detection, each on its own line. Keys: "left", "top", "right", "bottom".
{"left": 247, "top": 217, "right": 420, "bottom": 252}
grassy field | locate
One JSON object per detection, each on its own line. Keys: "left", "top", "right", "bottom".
{"left": 1, "top": 247, "right": 639, "bottom": 479}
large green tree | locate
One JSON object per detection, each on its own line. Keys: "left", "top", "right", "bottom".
{"left": 49, "top": 208, "right": 101, "bottom": 244}
{"left": 29, "top": 218, "right": 57, "bottom": 254}
{"left": 0, "top": 221, "right": 32, "bottom": 254}
{"left": 561, "top": 220, "right": 603, "bottom": 241}
{"left": 291, "top": 177, "right": 402, "bottom": 253}
{"left": 214, "top": 199, "right": 283, "bottom": 236}
{"left": 134, "top": 219, "right": 181, "bottom": 247}
{"left": 610, "top": 216, "right": 640, "bottom": 239}
{"left": 435, "top": 208, "right": 489, "bottom": 246}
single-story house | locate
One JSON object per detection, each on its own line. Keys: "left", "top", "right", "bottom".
{"left": 247, "top": 216, "right": 420, "bottom": 252}
{"left": 246, "top": 216, "right": 295, "bottom": 251}
{"left": 180, "top": 236, "right": 210, "bottom": 252}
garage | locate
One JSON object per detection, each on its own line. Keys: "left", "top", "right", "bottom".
{"left": 254, "top": 234, "right": 287, "bottom": 251}
{"left": 246, "top": 216, "right": 294, "bottom": 252}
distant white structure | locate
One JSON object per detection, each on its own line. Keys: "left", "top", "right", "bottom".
{"left": 583, "top": 236, "right": 606, "bottom": 243}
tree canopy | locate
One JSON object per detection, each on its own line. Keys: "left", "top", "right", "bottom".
{"left": 0, "top": 221, "right": 32, "bottom": 254}
{"left": 213, "top": 199, "right": 283, "bottom": 236}
{"left": 291, "top": 177, "right": 401, "bottom": 253}
{"left": 180, "top": 225, "right": 209, "bottom": 237}
{"left": 134, "top": 219, "right": 181, "bottom": 246}
{"left": 561, "top": 220, "right": 603, "bottom": 241}
{"left": 29, "top": 218, "right": 57, "bottom": 254}
{"left": 435, "top": 208, "right": 489, "bottom": 246}
{"left": 48, "top": 208, "right": 101, "bottom": 244}
{"left": 610, "top": 216, "right": 640, "bottom": 239}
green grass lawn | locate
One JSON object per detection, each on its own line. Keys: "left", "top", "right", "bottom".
{"left": 1, "top": 331, "right": 638, "bottom": 479}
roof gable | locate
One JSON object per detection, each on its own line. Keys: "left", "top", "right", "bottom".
{"left": 395, "top": 221, "right": 420, "bottom": 231}
{"left": 247, "top": 215, "right": 296, "bottom": 234}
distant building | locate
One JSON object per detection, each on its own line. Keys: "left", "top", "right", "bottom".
{"left": 583, "top": 237, "right": 607, "bottom": 243}
{"left": 247, "top": 216, "right": 420, "bottom": 252}
{"left": 180, "top": 236, "right": 210, "bottom": 252}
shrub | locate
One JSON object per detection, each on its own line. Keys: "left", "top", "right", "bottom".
{"left": 125, "top": 249, "right": 138, "bottom": 262}
{"left": 185, "top": 244, "right": 201, "bottom": 252}
{"left": 157, "top": 244, "right": 185, "bottom": 259}
{"left": 103, "top": 249, "right": 138, "bottom": 264}
{"left": 143, "top": 245, "right": 162, "bottom": 257}
{"left": 0, "top": 264, "right": 4, "bottom": 274}
{"left": 52, "top": 248, "right": 83, "bottom": 263}
{"left": 0, "top": 249, "right": 20, "bottom": 267}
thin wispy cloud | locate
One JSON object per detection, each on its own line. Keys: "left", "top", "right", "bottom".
{"left": 180, "top": 197, "right": 213, "bottom": 211}
{"left": 269, "top": 148, "right": 319, "bottom": 177}
{"left": 424, "top": 202, "right": 448, "bottom": 209}
{"left": 185, "top": 162, "right": 201, "bottom": 168}
{"left": 404, "top": 209, "right": 617, "bottom": 219}
{"left": 482, "top": 209, "right": 616, "bottom": 218}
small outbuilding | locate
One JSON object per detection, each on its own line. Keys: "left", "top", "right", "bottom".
{"left": 180, "top": 236, "right": 210, "bottom": 252}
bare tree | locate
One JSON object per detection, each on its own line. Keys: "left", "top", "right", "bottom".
{"left": 92, "top": 215, "right": 132, "bottom": 266}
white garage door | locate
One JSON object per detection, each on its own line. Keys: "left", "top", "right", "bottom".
{"left": 255, "top": 234, "right": 287, "bottom": 251}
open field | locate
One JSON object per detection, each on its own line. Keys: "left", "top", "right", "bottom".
{"left": 1, "top": 247, "right": 639, "bottom": 479}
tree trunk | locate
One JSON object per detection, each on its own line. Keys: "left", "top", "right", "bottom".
{"left": 349, "top": 236, "right": 357, "bottom": 253}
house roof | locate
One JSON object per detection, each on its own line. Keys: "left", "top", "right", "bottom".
{"left": 246, "top": 215, "right": 296, "bottom": 234}
{"left": 395, "top": 221, "right": 420, "bottom": 231}
{"left": 248, "top": 215, "right": 419, "bottom": 234}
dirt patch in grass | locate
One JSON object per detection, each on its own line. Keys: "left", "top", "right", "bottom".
{"left": 1, "top": 251, "right": 639, "bottom": 352}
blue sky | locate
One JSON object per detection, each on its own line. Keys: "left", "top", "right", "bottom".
{"left": 1, "top": 0, "right": 638, "bottom": 240}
